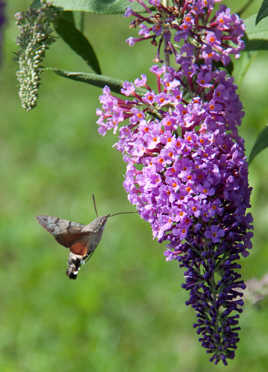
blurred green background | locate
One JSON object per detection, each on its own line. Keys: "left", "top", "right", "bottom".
{"left": 1, "top": 1, "right": 268, "bottom": 371}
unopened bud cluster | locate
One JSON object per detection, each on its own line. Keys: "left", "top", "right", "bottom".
{"left": 15, "top": 1, "right": 58, "bottom": 111}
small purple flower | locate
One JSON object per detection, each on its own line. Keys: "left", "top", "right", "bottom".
{"left": 204, "top": 224, "right": 225, "bottom": 243}
{"left": 126, "top": 36, "right": 137, "bottom": 46}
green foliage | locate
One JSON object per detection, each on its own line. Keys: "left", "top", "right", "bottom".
{"left": 52, "top": 68, "right": 124, "bottom": 93}
{"left": 256, "top": 0, "right": 268, "bottom": 25}
{"left": 244, "top": 14, "right": 268, "bottom": 50}
{"left": 53, "top": 11, "right": 101, "bottom": 74}
{"left": 249, "top": 126, "right": 268, "bottom": 164}
{"left": 2, "top": 0, "right": 268, "bottom": 371}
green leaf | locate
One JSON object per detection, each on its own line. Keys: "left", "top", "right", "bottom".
{"left": 248, "top": 126, "right": 268, "bottom": 165}
{"left": 244, "top": 14, "right": 268, "bottom": 51}
{"left": 49, "top": 0, "right": 145, "bottom": 14}
{"left": 256, "top": 0, "right": 268, "bottom": 25}
{"left": 50, "top": 68, "right": 124, "bottom": 94}
{"left": 53, "top": 12, "right": 101, "bottom": 74}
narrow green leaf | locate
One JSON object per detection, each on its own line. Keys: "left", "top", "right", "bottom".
{"left": 50, "top": 0, "right": 145, "bottom": 14}
{"left": 244, "top": 14, "right": 268, "bottom": 51}
{"left": 50, "top": 68, "right": 124, "bottom": 94}
{"left": 53, "top": 12, "right": 101, "bottom": 74}
{"left": 256, "top": 0, "right": 268, "bottom": 25}
{"left": 244, "top": 38, "right": 268, "bottom": 51}
{"left": 248, "top": 126, "right": 268, "bottom": 165}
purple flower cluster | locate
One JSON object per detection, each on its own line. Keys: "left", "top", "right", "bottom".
{"left": 96, "top": 0, "right": 253, "bottom": 365}
{"left": 126, "top": 0, "right": 245, "bottom": 66}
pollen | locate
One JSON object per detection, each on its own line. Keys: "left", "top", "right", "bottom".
{"left": 172, "top": 182, "right": 177, "bottom": 188}
{"left": 209, "top": 104, "right": 215, "bottom": 110}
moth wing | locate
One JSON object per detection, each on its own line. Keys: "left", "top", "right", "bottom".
{"left": 55, "top": 232, "right": 90, "bottom": 250}
{"left": 36, "top": 215, "right": 89, "bottom": 250}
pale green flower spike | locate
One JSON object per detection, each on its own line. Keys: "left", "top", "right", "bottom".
{"left": 15, "top": 1, "right": 59, "bottom": 111}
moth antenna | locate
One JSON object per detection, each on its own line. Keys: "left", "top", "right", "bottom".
{"left": 110, "top": 211, "right": 137, "bottom": 217}
{"left": 92, "top": 194, "right": 98, "bottom": 217}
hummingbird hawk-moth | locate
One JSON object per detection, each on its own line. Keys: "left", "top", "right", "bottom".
{"left": 36, "top": 195, "right": 135, "bottom": 279}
